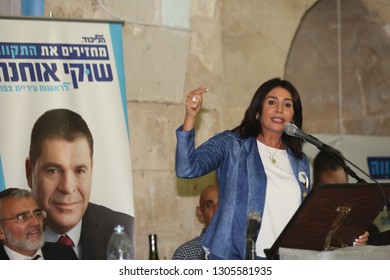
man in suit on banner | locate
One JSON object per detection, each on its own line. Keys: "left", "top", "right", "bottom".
{"left": 25, "top": 108, "right": 135, "bottom": 259}
{"left": 0, "top": 188, "right": 78, "bottom": 260}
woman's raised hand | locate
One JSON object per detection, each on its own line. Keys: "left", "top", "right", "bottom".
{"left": 183, "top": 86, "right": 209, "bottom": 131}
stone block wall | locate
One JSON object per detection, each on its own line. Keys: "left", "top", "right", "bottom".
{"left": 6, "top": 0, "right": 387, "bottom": 259}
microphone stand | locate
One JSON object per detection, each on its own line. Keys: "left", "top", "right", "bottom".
{"left": 244, "top": 211, "right": 261, "bottom": 260}
{"left": 245, "top": 238, "right": 256, "bottom": 260}
{"left": 319, "top": 145, "right": 366, "bottom": 183}
{"left": 283, "top": 123, "right": 390, "bottom": 218}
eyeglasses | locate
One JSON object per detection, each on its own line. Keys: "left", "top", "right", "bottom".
{"left": 0, "top": 210, "right": 47, "bottom": 223}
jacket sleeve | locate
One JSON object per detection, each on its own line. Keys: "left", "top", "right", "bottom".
{"left": 175, "top": 126, "right": 228, "bottom": 178}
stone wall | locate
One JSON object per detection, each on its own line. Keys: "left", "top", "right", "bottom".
{"left": 286, "top": 0, "right": 390, "bottom": 135}
{"left": 6, "top": 0, "right": 388, "bottom": 259}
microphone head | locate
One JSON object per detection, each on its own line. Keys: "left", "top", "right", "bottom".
{"left": 247, "top": 210, "right": 261, "bottom": 223}
{"left": 283, "top": 122, "right": 298, "bottom": 136}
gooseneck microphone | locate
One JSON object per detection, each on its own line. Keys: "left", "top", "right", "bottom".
{"left": 284, "top": 122, "right": 390, "bottom": 217}
{"left": 283, "top": 122, "right": 332, "bottom": 150}
{"left": 284, "top": 122, "right": 366, "bottom": 183}
{"left": 245, "top": 210, "right": 261, "bottom": 260}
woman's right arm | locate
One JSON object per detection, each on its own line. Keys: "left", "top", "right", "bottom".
{"left": 177, "top": 85, "right": 224, "bottom": 178}
{"left": 175, "top": 127, "right": 227, "bottom": 178}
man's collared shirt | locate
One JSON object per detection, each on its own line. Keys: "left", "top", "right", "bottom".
{"left": 44, "top": 220, "right": 82, "bottom": 258}
{"left": 3, "top": 245, "right": 44, "bottom": 260}
{"left": 172, "top": 229, "right": 206, "bottom": 260}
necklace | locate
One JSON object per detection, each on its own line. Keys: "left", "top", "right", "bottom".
{"left": 256, "top": 136, "right": 282, "bottom": 164}
{"left": 265, "top": 148, "right": 278, "bottom": 164}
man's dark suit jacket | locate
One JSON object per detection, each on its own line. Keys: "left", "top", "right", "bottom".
{"left": 80, "top": 202, "right": 135, "bottom": 260}
{"left": 0, "top": 242, "right": 78, "bottom": 260}
{"left": 369, "top": 229, "right": 390, "bottom": 246}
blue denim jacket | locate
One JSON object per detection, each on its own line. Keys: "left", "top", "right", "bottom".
{"left": 176, "top": 126, "right": 310, "bottom": 260}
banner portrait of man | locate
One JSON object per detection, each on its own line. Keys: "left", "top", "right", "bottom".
{"left": 0, "top": 17, "right": 135, "bottom": 259}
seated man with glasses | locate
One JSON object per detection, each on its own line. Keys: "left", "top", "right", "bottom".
{"left": 0, "top": 188, "right": 78, "bottom": 260}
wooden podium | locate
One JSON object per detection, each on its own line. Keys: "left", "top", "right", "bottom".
{"left": 265, "top": 183, "right": 390, "bottom": 260}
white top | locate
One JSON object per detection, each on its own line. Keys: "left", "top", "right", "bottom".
{"left": 256, "top": 140, "right": 301, "bottom": 258}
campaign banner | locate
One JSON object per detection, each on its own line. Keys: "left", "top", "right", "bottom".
{"left": 0, "top": 17, "right": 134, "bottom": 229}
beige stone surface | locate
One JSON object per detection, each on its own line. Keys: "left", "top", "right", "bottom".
{"left": 33, "top": 0, "right": 390, "bottom": 259}
{"left": 286, "top": 0, "right": 390, "bottom": 135}
{"left": 123, "top": 25, "right": 190, "bottom": 103}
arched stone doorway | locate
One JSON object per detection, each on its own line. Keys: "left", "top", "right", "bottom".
{"left": 285, "top": 0, "right": 390, "bottom": 136}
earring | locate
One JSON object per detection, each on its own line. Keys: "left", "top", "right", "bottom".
{"left": 256, "top": 115, "right": 260, "bottom": 120}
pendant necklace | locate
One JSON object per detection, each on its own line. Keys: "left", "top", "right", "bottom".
{"left": 257, "top": 135, "right": 281, "bottom": 164}
{"left": 265, "top": 148, "right": 278, "bottom": 164}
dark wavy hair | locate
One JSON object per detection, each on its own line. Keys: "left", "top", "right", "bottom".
{"left": 231, "top": 77, "right": 304, "bottom": 158}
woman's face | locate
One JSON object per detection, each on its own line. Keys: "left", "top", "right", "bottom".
{"left": 259, "top": 86, "right": 294, "bottom": 134}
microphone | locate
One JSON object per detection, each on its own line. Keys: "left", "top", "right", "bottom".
{"left": 283, "top": 122, "right": 332, "bottom": 150}
{"left": 245, "top": 210, "right": 261, "bottom": 260}
{"left": 284, "top": 122, "right": 367, "bottom": 183}
{"left": 284, "top": 122, "right": 390, "bottom": 218}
